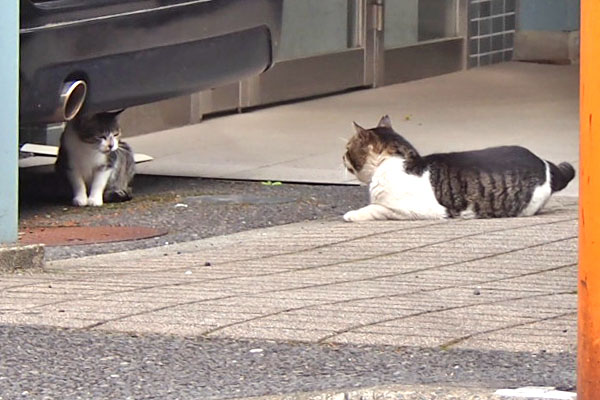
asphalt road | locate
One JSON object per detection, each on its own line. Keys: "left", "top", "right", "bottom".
{"left": 0, "top": 324, "right": 575, "bottom": 400}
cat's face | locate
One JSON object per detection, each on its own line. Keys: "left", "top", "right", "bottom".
{"left": 343, "top": 115, "right": 396, "bottom": 184}
{"left": 73, "top": 110, "right": 123, "bottom": 153}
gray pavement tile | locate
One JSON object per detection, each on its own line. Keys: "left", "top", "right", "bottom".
{"left": 206, "top": 325, "right": 332, "bottom": 342}
{"left": 322, "top": 332, "right": 455, "bottom": 348}
{"left": 0, "top": 313, "right": 94, "bottom": 329}
{"left": 0, "top": 203, "right": 579, "bottom": 359}
{"left": 458, "top": 338, "right": 576, "bottom": 353}
{"left": 96, "top": 320, "right": 219, "bottom": 336}
{"left": 477, "top": 328, "right": 576, "bottom": 345}
{"left": 199, "top": 295, "right": 325, "bottom": 309}
{"left": 97, "top": 311, "right": 253, "bottom": 327}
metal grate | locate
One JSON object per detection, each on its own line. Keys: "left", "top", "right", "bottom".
{"left": 468, "top": 0, "right": 516, "bottom": 67}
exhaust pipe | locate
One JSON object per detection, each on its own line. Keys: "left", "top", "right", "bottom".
{"left": 57, "top": 80, "right": 87, "bottom": 121}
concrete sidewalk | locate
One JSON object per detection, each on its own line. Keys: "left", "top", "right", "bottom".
{"left": 0, "top": 196, "right": 578, "bottom": 398}
{"left": 128, "top": 62, "right": 579, "bottom": 196}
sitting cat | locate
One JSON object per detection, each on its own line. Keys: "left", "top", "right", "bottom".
{"left": 56, "top": 110, "right": 135, "bottom": 207}
{"left": 342, "top": 115, "right": 574, "bottom": 221}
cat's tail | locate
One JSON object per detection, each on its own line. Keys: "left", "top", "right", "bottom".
{"left": 104, "top": 189, "right": 133, "bottom": 203}
{"left": 549, "top": 161, "right": 575, "bottom": 193}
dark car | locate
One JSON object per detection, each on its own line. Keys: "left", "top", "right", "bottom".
{"left": 19, "top": 0, "right": 283, "bottom": 124}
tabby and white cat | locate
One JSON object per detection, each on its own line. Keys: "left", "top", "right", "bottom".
{"left": 56, "top": 110, "right": 135, "bottom": 207}
{"left": 342, "top": 115, "right": 574, "bottom": 221}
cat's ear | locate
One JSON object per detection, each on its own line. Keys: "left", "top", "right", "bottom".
{"left": 378, "top": 115, "right": 392, "bottom": 129}
{"left": 71, "top": 112, "right": 94, "bottom": 128}
{"left": 353, "top": 121, "right": 368, "bottom": 135}
{"left": 106, "top": 108, "right": 125, "bottom": 118}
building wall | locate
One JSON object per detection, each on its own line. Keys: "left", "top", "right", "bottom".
{"left": 120, "top": 1, "right": 467, "bottom": 137}
{"left": 519, "top": 0, "right": 580, "bottom": 31}
{"left": 514, "top": 0, "right": 580, "bottom": 63}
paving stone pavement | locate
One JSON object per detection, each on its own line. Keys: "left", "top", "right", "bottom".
{"left": 1, "top": 197, "right": 578, "bottom": 349}
{"left": 0, "top": 197, "right": 578, "bottom": 398}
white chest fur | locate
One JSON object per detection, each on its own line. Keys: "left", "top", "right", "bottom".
{"left": 62, "top": 129, "right": 108, "bottom": 185}
{"left": 520, "top": 160, "right": 552, "bottom": 217}
{"left": 369, "top": 157, "right": 447, "bottom": 219}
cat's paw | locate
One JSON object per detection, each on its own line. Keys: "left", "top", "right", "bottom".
{"left": 72, "top": 195, "right": 88, "bottom": 207}
{"left": 343, "top": 210, "right": 361, "bottom": 222}
{"left": 87, "top": 196, "right": 104, "bottom": 207}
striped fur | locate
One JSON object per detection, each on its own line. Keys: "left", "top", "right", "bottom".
{"left": 342, "top": 115, "right": 574, "bottom": 221}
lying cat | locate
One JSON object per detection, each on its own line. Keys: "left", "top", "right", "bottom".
{"left": 342, "top": 115, "right": 574, "bottom": 221}
{"left": 56, "top": 110, "right": 135, "bottom": 207}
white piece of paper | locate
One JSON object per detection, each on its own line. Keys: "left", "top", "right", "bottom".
{"left": 495, "top": 387, "right": 576, "bottom": 400}
{"left": 20, "top": 143, "right": 153, "bottom": 164}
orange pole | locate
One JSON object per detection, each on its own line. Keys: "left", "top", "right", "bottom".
{"left": 579, "top": 0, "right": 600, "bottom": 398}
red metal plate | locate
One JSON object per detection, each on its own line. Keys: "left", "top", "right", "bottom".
{"left": 19, "top": 226, "right": 167, "bottom": 246}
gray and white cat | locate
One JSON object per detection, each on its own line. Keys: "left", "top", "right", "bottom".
{"left": 342, "top": 115, "right": 574, "bottom": 221}
{"left": 56, "top": 110, "right": 135, "bottom": 207}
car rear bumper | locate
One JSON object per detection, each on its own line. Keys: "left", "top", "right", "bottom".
{"left": 20, "top": 0, "right": 283, "bottom": 123}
